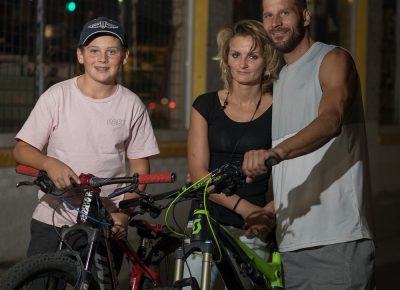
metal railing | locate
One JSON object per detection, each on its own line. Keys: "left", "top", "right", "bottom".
{"left": 0, "top": 0, "right": 187, "bottom": 132}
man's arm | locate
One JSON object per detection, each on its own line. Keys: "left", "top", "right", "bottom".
{"left": 243, "top": 48, "right": 358, "bottom": 177}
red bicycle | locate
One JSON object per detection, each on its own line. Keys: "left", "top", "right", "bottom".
{"left": 0, "top": 165, "right": 181, "bottom": 290}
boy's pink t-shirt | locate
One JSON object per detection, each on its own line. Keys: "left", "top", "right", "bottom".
{"left": 16, "top": 77, "right": 160, "bottom": 226}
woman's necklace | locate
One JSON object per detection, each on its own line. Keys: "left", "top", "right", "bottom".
{"left": 222, "top": 91, "right": 262, "bottom": 122}
{"left": 223, "top": 90, "right": 263, "bottom": 160}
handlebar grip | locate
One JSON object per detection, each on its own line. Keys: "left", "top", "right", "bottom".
{"left": 265, "top": 156, "right": 280, "bottom": 169}
{"left": 15, "top": 165, "right": 40, "bottom": 177}
{"left": 138, "top": 173, "right": 176, "bottom": 184}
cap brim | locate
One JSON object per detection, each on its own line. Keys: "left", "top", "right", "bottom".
{"left": 80, "top": 31, "right": 126, "bottom": 47}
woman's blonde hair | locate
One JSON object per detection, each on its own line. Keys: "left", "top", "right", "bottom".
{"left": 215, "top": 19, "right": 281, "bottom": 93}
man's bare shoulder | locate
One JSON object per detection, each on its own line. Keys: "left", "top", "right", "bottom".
{"left": 323, "top": 47, "right": 354, "bottom": 68}
{"left": 320, "top": 46, "right": 357, "bottom": 85}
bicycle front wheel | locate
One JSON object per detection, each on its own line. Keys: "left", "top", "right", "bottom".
{"left": 0, "top": 252, "right": 97, "bottom": 290}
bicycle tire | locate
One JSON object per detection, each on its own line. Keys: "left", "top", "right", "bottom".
{"left": 0, "top": 252, "right": 99, "bottom": 290}
{"left": 139, "top": 236, "right": 182, "bottom": 290}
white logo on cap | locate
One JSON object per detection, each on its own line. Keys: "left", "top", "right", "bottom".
{"left": 88, "top": 21, "right": 118, "bottom": 29}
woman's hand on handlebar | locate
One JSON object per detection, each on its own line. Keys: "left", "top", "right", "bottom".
{"left": 42, "top": 157, "right": 80, "bottom": 190}
{"left": 243, "top": 201, "right": 275, "bottom": 237}
{"left": 233, "top": 198, "right": 263, "bottom": 222}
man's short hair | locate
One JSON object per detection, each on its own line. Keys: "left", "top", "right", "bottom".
{"left": 296, "top": 0, "right": 308, "bottom": 10}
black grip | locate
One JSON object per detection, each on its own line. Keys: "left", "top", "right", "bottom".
{"left": 265, "top": 156, "right": 280, "bottom": 169}
{"left": 89, "top": 176, "right": 136, "bottom": 187}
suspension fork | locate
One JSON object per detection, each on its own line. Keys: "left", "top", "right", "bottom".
{"left": 57, "top": 224, "right": 101, "bottom": 290}
{"left": 173, "top": 201, "right": 215, "bottom": 290}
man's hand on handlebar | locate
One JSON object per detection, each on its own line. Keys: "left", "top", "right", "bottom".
{"left": 242, "top": 150, "right": 270, "bottom": 183}
{"left": 242, "top": 149, "right": 280, "bottom": 183}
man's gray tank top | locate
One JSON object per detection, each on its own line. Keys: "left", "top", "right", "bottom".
{"left": 271, "top": 42, "right": 373, "bottom": 252}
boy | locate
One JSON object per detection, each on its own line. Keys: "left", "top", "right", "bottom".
{"left": 13, "top": 16, "right": 159, "bottom": 286}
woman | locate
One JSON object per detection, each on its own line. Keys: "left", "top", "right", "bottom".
{"left": 185, "top": 19, "right": 281, "bottom": 288}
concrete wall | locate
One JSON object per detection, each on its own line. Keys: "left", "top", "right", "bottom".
{"left": 0, "top": 157, "right": 189, "bottom": 264}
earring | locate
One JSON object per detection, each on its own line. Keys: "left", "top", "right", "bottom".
{"left": 264, "top": 70, "right": 271, "bottom": 81}
{"left": 221, "top": 99, "right": 228, "bottom": 110}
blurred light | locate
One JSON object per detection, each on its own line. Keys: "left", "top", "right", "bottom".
{"left": 148, "top": 102, "right": 156, "bottom": 110}
{"left": 168, "top": 101, "right": 176, "bottom": 109}
{"left": 160, "top": 97, "right": 169, "bottom": 105}
{"left": 66, "top": 1, "right": 76, "bottom": 12}
{"left": 44, "top": 25, "right": 54, "bottom": 38}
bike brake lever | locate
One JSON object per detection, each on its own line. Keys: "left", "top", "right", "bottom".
{"left": 108, "top": 183, "right": 138, "bottom": 199}
{"left": 16, "top": 181, "right": 36, "bottom": 187}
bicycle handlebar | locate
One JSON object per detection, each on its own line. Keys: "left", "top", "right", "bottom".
{"left": 15, "top": 164, "right": 176, "bottom": 198}
{"left": 15, "top": 165, "right": 40, "bottom": 177}
{"left": 80, "top": 173, "right": 176, "bottom": 187}
{"left": 119, "top": 157, "right": 279, "bottom": 213}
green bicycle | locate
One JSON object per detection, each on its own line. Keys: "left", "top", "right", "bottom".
{"left": 121, "top": 159, "right": 283, "bottom": 290}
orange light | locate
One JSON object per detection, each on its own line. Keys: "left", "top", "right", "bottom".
{"left": 161, "top": 97, "right": 169, "bottom": 105}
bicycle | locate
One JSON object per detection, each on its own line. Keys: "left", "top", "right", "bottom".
{"left": 120, "top": 158, "right": 283, "bottom": 290}
{"left": 0, "top": 165, "right": 179, "bottom": 290}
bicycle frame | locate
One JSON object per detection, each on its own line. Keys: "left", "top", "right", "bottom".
{"left": 155, "top": 160, "right": 283, "bottom": 290}
{"left": 219, "top": 226, "right": 283, "bottom": 289}
{"left": 14, "top": 164, "right": 176, "bottom": 290}
{"left": 52, "top": 185, "right": 163, "bottom": 290}
{"left": 170, "top": 199, "right": 283, "bottom": 290}
{"left": 122, "top": 219, "right": 180, "bottom": 290}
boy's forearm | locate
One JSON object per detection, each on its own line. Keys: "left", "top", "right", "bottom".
{"left": 13, "top": 140, "right": 48, "bottom": 170}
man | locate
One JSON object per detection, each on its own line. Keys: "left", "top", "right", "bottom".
{"left": 242, "top": 0, "right": 375, "bottom": 289}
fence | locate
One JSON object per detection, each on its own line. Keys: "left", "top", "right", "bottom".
{"left": 0, "top": 0, "right": 188, "bottom": 132}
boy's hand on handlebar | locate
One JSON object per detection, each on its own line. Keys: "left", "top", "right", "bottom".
{"left": 43, "top": 157, "right": 80, "bottom": 189}
{"left": 110, "top": 212, "right": 128, "bottom": 240}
